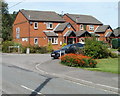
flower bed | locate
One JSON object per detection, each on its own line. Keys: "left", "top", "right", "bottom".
{"left": 60, "top": 54, "right": 97, "bottom": 68}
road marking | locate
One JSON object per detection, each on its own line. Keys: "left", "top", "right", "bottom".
{"left": 96, "top": 84, "right": 119, "bottom": 90}
{"left": 35, "top": 62, "right": 119, "bottom": 93}
{"left": 21, "top": 85, "right": 42, "bottom": 94}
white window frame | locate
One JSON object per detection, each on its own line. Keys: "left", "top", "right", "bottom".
{"left": 80, "top": 24, "right": 83, "bottom": 30}
{"left": 89, "top": 25, "right": 94, "bottom": 30}
{"left": 48, "top": 37, "right": 58, "bottom": 44}
{"left": 34, "top": 38, "right": 38, "bottom": 44}
{"left": 22, "top": 38, "right": 28, "bottom": 42}
{"left": 16, "top": 27, "right": 20, "bottom": 39}
{"left": 46, "top": 22, "right": 53, "bottom": 29}
{"left": 34, "top": 22, "right": 38, "bottom": 29}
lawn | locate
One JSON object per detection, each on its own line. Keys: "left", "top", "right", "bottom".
{"left": 84, "top": 58, "right": 119, "bottom": 74}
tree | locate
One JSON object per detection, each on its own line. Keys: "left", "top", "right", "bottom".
{"left": 1, "top": 1, "right": 17, "bottom": 41}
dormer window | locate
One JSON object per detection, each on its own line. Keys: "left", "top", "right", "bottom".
{"left": 80, "top": 24, "right": 83, "bottom": 30}
{"left": 89, "top": 25, "right": 94, "bottom": 30}
{"left": 46, "top": 22, "right": 53, "bottom": 29}
{"left": 34, "top": 22, "right": 38, "bottom": 29}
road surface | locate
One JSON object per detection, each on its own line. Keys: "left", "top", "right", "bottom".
{"left": 2, "top": 53, "right": 118, "bottom": 95}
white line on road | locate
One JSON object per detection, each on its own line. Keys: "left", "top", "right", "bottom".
{"left": 21, "top": 85, "right": 42, "bottom": 94}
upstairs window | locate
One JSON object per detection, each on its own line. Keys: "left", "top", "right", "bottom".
{"left": 34, "top": 22, "right": 38, "bottom": 29}
{"left": 89, "top": 25, "right": 94, "bottom": 30}
{"left": 46, "top": 22, "right": 53, "bottom": 29}
{"left": 80, "top": 24, "right": 83, "bottom": 30}
{"left": 16, "top": 27, "right": 20, "bottom": 39}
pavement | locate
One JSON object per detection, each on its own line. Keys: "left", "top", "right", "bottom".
{"left": 36, "top": 59, "right": 119, "bottom": 93}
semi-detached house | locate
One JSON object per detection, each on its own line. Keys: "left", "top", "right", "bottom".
{"left": 13, "top": 9, "right": 115, "bottom": 50}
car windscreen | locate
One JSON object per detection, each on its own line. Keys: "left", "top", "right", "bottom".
{"left": 61, "top": 44, "right": 72, "bottom": 49}
{"left": 76, "top": 43, "right": 84, "bottom": 47}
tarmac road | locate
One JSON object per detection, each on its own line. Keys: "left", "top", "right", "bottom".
{"left": 1, "top": 53, "right": 118, "bottom": 95}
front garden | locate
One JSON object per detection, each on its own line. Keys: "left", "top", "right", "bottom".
{"left": 60, "top": 37, "right": 119, "bottom": 74}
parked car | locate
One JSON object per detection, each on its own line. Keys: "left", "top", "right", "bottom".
{"left": 51, "top": 43, "right": 84, "bottom": 59}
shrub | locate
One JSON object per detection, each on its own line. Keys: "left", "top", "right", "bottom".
{"left": 2, "top": 41, "right": 15, "bottom": 53}
{"left": 47, "top": 42, "right": 53, "bottom": 52}
{"left": 112, "top": 38, "right": 120, "bottom": 49}
{"left": 61, "top": 54, "right": 97, "bottom": 68}
{"left": 2, "top": 41, "right": 22, "bottom": 53}
{"left": 21, "top": 45, "right": 48, "bottom": 54}
{"left": 62, "top": 43, "right": 67, "bottom": 47}
{"left": 84, "top": 37, "right": 110, "bottom": 59}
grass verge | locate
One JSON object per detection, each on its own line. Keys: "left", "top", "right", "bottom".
{"left": 84, "top": 58, "right": 119, "bottom": 74}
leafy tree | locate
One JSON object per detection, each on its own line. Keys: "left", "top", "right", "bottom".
{"left": 1, "top": 1, "right": 17, "bottom": 41}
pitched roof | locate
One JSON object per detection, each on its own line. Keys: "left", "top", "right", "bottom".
{"left": 105, "top": 32, "right": 115, "bottom": 37}
{"left": 54, "top": 23, "right": 69, "bottom": 32}
{"left": 64, "top": 30, "right": 76, "bottom": 37}
{"left": 65, "top": 14, "right": 103, "bottom": 25}
{"left": 113, "top": 29, "right": 120, "bottom": 37}
{"left": 76, "top": 30, "right": 91, "bottom": 37}
{"left": 44, "top": 32, "right": 58, "bottom": 37}
{"left": 20, "top": 9, "right": 65, "bottom": 22}
{"left": 95, "top": 25, "right": 111, "bottom": 33}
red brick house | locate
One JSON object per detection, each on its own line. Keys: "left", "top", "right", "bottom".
{"left": 13, "top": 9, "right": 76, "bottom": 50}
{"left": 13, "top": 9, "right": 114, "bottom": 50}
{"left": 63, "top": 13, "right": 114, "bottom": 43}
{"left": 95, "top": 25, "right": 115, "bottom": 43}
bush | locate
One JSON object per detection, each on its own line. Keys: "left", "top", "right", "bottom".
{"left": 21, "top": 45, "right": 48, "bottom": 54}
{"left": 61, "top": 54, "right": 97, "bottom": 68}
{"left": 2, "top": 41, "right": 22, "bottom": 53}
{"left": 62, "top": 43, "right": 67, "bottom": 47}
{"left": 47, "top": 42, "right": 53, "bottom": 52}
{"left": 84, "top": 37, "right": 110, "bottom": 59}
{"left": 112, "top": 38, "right": 120, "bottom": 49}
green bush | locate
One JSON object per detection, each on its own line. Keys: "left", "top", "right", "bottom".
{"left": 84, "top": 37, "right": 110, "bottom": 59}
{"left": 21, "top": 45, "right": 48, "bottom": 54}
{"left": 2, "top": 41, "right": 14, "bottom": 53}
{"left": 2, "top": 41, "right": 22, "bottom": 53}
{"left": 112, "top": 38, "right": 120, "bottom": 49}
{"left": 47, "top": 42, "right": 53, "bottom": 52}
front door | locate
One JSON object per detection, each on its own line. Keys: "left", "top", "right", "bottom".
{"left": 68, "top": 38, "right": 76, "bottom": 44}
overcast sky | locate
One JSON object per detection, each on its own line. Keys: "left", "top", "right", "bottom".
{"left": 5, "top": 0, "right": 119, "bottom": 29}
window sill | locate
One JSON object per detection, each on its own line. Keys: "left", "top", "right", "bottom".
{"left": 52, "top": 43, "right": 58, "bottom": 45}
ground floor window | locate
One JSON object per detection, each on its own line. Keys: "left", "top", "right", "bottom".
{"left": 34, "top": 38, "right": 38, "bottom": 44}
{"left": 48, "top": 37, "right": 58, "bottom": 44}
{"left": 22, "top": 38, "right": 28, "bottom": 42}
